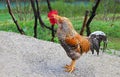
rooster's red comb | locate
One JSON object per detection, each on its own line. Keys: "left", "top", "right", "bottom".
{"left": 48, "top": 10, "right": 58, "bottom": 25}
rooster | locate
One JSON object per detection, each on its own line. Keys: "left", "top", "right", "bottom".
{"left": 48, "top": 14, "right": 90, "bottom": 72}
{"left": 48, "top": 10, "right": 90, "bottom": 72}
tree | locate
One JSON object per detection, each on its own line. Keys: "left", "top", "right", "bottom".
{"left": 86, "top": 0, "right": 101, "bottom": 36}
{"left": 6, "top": 0, "right": 25, "bottom": 34}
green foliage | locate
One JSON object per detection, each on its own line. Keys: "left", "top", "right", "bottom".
{"left": 51, "top": 1, "right": 92, "bottom": 17}
{"left": 36, "top": 1, "right": 93, "bottom": 17}
{"left": 105, "top": 37, "right": 120, "bottom": 51}
{"left": 13, "top": 2, "right": 33, "bottom": 21}
{"left": 2, "top": 0, "right": 120, "bottom": 21}
{"left": 97, "top": 0, "right": 120, "bottom": 14}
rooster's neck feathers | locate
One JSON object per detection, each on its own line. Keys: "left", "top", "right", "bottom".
{"left": 57, "top": 17, "right": 77, "bottom": 36}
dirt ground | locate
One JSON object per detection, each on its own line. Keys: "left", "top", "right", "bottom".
{"left": 0, "top": 31, "right": 120, "bottom": 77}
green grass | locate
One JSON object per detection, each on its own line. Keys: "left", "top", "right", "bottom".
{"left": 0, "top": 12, "right": 120, "bottom": 51}
{"left": 108, "top": 37, "right": 120, "bottom": 50}
{"left": 0, "top": 13, "right": 11, "bottom": 21}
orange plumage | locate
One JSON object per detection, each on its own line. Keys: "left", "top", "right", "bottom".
{"left": 53, "top": 15, "right": 90, "bottom": 72}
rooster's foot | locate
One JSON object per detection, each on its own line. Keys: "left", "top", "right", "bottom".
{"left": 64, "top": 60, "right": 76, "bottom": 73}
{"left": 64, "top": 64, "right": 75, "bottom": 72}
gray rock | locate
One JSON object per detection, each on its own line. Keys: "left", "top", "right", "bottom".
{"left": 0, "top": 31, "right": 120, "bottom": 77}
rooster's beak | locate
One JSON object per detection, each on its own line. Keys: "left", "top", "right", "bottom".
{"left": 53, "top": 14, "right": 63, "bottom": 23}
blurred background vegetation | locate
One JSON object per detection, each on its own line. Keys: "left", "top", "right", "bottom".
{"left": 0, "top": 0, "right": 120, "bottom": 51}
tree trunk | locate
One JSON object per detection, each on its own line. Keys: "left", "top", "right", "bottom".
{"left": 86, "top": 0, "right": 101, "bottom": 36}
{"left": 30, "top": 0, "right": 38, "bottom": 38}
{"left": 6, "top": 0, "right": 25, "bottom": 35}
{"left": 80, "top": 10, "right": 89, "bottom": 35}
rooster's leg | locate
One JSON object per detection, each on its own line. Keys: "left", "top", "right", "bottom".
{"left": 64, "top": 60, "right": 76, "bottom": 72}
